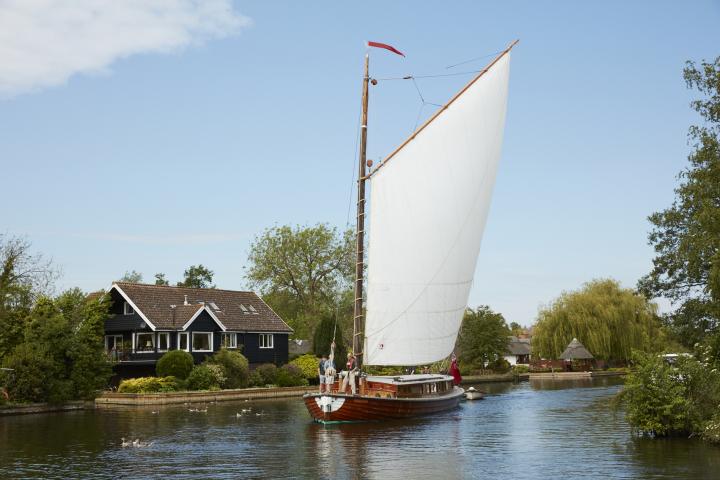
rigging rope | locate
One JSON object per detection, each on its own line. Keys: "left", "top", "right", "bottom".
{"left": 408, "top": 76, "right": 444, "bottom": 132}
{"left": 346, "top": 110, "right": 361, "bottom": 228}
{"left": 445, "top": 49, "right": 504, "bottom": 69}
{"left": 375, "top": 69, "right": 487, "bottom": 81}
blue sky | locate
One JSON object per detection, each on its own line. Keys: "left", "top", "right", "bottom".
{"left": 1, "top": 1, "right": 718, "bottom": 326}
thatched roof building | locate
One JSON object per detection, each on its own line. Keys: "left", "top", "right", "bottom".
{"left": 559, "top": 338, "right": 593, "bottom": 360}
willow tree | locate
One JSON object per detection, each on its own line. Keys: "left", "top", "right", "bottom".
{"left": 532, "top": 279, "right": 664, "bottom": 361}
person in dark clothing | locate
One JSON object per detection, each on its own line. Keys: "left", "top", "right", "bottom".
{"left": 449, "top": 354, "right": 462, "bottom": 386}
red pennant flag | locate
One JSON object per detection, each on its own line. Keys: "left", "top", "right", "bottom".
{"left": 367, "top": 41, "right": 405, "bottom": 57}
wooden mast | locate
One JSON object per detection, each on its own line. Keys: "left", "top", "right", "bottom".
{"left": 353, "top": 54, "right": 369, "bottom": 368}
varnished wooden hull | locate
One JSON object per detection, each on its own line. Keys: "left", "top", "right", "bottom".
{"left": 303, "top": 387, "right": 465, "bottom": 423}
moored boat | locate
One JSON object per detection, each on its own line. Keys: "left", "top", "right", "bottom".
{"left": 464, "top": 387, "right": 484, "bottom": 400}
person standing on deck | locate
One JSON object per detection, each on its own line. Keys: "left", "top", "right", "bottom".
{"left": 318, "top": 355, "right": 327, "bottom": 393}
{"left": 341, "top": 353, "right": 358, "bottom": 395}
{"left": 323, "top": 342, "right": 336, "bottom": 393}
{"left": 449, "top": 354, "right": 462, "bottom": 386}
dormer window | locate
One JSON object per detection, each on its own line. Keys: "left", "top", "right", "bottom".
{"left": 123, "top": 302, "right": 135, "bottom": 315}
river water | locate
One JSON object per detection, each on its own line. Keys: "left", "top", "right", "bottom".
{"left": 1, "top": 377, "right": 719, "bottom": 479}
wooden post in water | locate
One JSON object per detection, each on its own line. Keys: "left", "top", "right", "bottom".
{"left": 354, "top": 54, "right": 369, "bottom": 368}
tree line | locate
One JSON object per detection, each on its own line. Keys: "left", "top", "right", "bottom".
{"left": 0, "top": 237, "right": 109, "bottom": 403}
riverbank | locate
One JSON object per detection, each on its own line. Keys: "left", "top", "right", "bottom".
{"left": 528, "top": 371, "right": 626, "bottom": 379}
{"left": 3, "top": 371, "right": 628, "bottom": 414}
{"left": 0, "top": 401, "right": 94, "bottom": 416}
{"left": 95, "top": 385, "right": 310, "bottom": 408}
{"left": 462, "top": 373, "right": 527, "bottom": 383}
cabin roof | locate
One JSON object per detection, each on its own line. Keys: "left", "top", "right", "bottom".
{"left": 365, "top": 374, "right": 453, "bottom": 385}
{"left": 110, "top": 282, "right": 293, "bottom": 333}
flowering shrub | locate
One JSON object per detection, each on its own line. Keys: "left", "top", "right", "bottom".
{"left": 290, "top": 354, "right": 319, "bottom": 380}
{"left": 703, "top": 413, "right": 720, "bottom": 443}
{"left": 614, "top": 351, "right": 720, "bottom": 439}
{"left": 118, "top": 376, "right": 181, "bottom": 393}
{"left": 207, "top": 349, "right": 249, "bottom": 388}
{"left": 186, "top": 365, "right": 223, "bottom": 391}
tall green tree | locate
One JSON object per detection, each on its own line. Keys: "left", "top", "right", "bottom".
{"left": 0, "top": 235, "right": 57, "bottom": 359}
{"left": 246, "top": 224, "right": 354, "bottom": 338}
{"left": 509, "top": 321, "right": 524, "bottom": 336}
{"left": 154, "top": 273, "right": 170, "bottom": 286}
{"left": 533, "top": 279, "right": 664, "bottom": 361}
{"left": 313, "top": 312, "right": 347, "bottom": 367}
{"left": 68, "top": 292, "right": 113, "bottom": 399}
{"left": 638, "top": 57, "right": 720, "bottom": 348}
{"left": 118, "top": 270, "right": 143, "bottom": 283}
{"left": 177, "top": 265, "right": 214, "bottom": 289}
{"left": 3, "top": 291, "right": 112, "bottom": 403}
{"left": 456, "top": 306, "right": 510, "bottom": 367}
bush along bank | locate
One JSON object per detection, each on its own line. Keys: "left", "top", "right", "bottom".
{"left": 613, "top": 350, "right": 720, "bottom": 443}
{"left": 117, "top": 349, "right": 309, "bottom": 394}
{"left": 1, "top": 290, "right": 112, "bottom": 405}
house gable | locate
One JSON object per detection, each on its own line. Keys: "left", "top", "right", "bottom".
{"left": 105, "top": 287, "right": 153, "bottom": 332}
{"left": 182, "top": 307, "right": 227, "bottom": 332}
{"left": 109, "top": 284, "right": 157, "bottom": 331}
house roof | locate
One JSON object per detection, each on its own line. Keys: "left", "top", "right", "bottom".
{"left": 507, "top": 336, "right": 531, "bottom": 355}
{"left": 559, "top": 338, "right": 594, "bottom": 360}
{"left": 111, "top": 282, "right": 293, "bottom": 333}
{"left": 86, "top": 291, "right": 105, "bottom": 303}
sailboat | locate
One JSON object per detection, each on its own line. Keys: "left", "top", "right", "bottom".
{"left": 303, "top": 40, "right": 517, "bottom": 423}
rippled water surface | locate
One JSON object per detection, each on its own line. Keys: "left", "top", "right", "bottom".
{"left": 2, "top": 378, "right": 720, "bottom": 479}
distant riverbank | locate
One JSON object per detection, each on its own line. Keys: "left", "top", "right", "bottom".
{"left": 462, "top": 370, "right": 626, "bottom": 384}
{"left": 1, "top": 371, "right": 628, "bottom": 414}
{"left": 0, "top": 401, "right": 93, "bottom": 416}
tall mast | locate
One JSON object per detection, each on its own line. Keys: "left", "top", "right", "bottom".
{"left": 353, "top": 54, "right": 369, "bottom": 368}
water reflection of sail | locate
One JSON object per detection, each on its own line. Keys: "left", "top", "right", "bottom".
{"left": 306, "top": 423, "right": 369, "bottom": 479}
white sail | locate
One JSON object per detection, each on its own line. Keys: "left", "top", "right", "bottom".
{"left": 363, "top": 53, "right": 511, "bottom": 366}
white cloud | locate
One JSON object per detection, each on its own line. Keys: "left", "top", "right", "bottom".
{"left": 0, "top": 0, "right": 251, "bottom": 97}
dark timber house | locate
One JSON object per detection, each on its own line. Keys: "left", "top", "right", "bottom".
{"left": 104, "top": 282, "right": 293, "bottom": 377}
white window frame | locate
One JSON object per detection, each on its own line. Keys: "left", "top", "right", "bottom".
{"left": 157, "top": 332, "right": 171, "bottom": 352}
{"left": 123, "top": 301, "right": 135, "bottom": 315}
{"left": 105, "top": 334, "right": 123, "bottom": 352}
{"left": 135, "top": 332, "right": 155, "bottom": 353}
{"left": 177, "top": 332, "right": 189, "bottom": 352}
{"left": 191, "top": 331, "right": 213, "bottom": 352}
{"left": 259, "top": 333, "right": 274, "bottom": 349}
{"left": 221, "top": 332, "right": 237, "bottom": 349}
